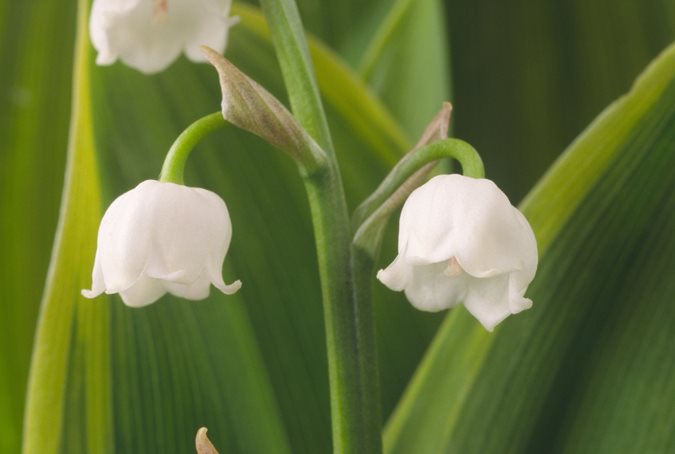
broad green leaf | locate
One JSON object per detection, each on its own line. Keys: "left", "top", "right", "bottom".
{"left": 384, "top": 41, "right": 675, "bottom": 454}
{"left": 22, "top": 1, "right": 108, "bottom": 452}
{"left": 0, "top": 1, "right": 75, "bottom": 452}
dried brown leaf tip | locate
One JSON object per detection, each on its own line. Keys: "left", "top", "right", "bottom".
{"left": 196, "top": 427, "right": 219, "bottom": 454}
{"left": 415, "top": 101, "right": 453, "bottom": 149}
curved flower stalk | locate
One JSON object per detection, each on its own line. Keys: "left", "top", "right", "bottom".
{"left": 377, "top": 174, "right": 538, "bottom": 331}
{"left": 82, "top": 180, "right": 241, "bottom": 307}
{"left": 90, "top": 0, "right": 237, "bottom": 74}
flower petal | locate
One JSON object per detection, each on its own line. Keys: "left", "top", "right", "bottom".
{"left": 507, "top": 209, "right": 539, "bottom": 293}
{"left": 83, "top": 179, "right": 240, "bottom": 306}
{"left": 380, "top": 173, "right": 538, "bottom": 329}
{"left": 90, "top": 0, "right": 235, "bottom": 73}
{"left": 106, "top": 0, "right": 182, "bottom": 74}
{"left": 396, "top": 175, "right": 459, "bottom": 264}
{"left": 403, "top": 262, "right": 469, "bottom": 312}
{"left": 462, "top": 274, "right": 513, "bottom": 331}
{"left": 207, "top": 258, "right": 241, "bottom": 295}
{"left": 81, "top": 250, "right": 105, "bottom": 299}
{"left": 398, "top": 175, "right": 535, "bottom": 277}
{"left": 143, "top": 182, "right": 233, "bottom": 284}
{"left": 97, "top": 180, "right": 158, "bottom": 292}
{"left": 89, "top": 0, "right": 141, "bottom": 65}
{"left": 164, "top": 274, "right": 212, "bottom": 300}
{"left": 146, "top": 269, "right": 190, "bottom": 283}
{"left": 452, "top": 182, "right": 536, "bottom": 278}
{"left": 183, "top": 1, "right": 237, "bottom": 62}
{"left": 211, "top": 277, "right": 242, "bottom": 296}
{"left": 117, "top": 275, "right": 166, "bottom": 308}
{"left": 377, "top": 255, "right": 413, "bottom": 292}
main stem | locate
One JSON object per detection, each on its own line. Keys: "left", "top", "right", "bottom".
{"left": 258, "top": 0, "right": 382, "bottom": 451}
{"left": 303, "top": 165, "right": 382, "bottom": 454}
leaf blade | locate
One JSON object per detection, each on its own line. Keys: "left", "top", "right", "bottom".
{"left": 384, "top": 41, "right": 675, "bottom": 454}
{"left": 22, "top": 0, "right": 108, "bottom": 451}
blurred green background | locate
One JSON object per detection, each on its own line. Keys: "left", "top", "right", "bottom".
{"left": 1, "top": 0, "right": 674, "bottom": 452}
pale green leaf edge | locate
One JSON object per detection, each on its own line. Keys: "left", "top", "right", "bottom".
{"left": 384, "top": 41, "right": 675, "bottom": 450}
{"left": 0, "top": 3, "right": 75, "bottom": 452}
{"left": 22, "top": 0, "right": 111, "bottom": 452}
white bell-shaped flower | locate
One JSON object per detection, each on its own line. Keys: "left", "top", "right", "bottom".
{"left": 90, "top": 0, "right": 237, "bottom": 74}
{"left": 377, "top": 174, "right": 538, "bottom": 331}
{"left": 82, "top": 180, "right": 241, "bottom": 307}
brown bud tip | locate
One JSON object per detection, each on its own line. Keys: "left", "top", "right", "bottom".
{"left": 196, "top": 427, "right": 219, "bottom": 454}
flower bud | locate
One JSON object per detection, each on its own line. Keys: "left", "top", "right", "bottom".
{"left": 82, "top": 180, "right": 241, "bottom": 307}
{"left": 377, "top": 174, "right": 538, "bottom": 331}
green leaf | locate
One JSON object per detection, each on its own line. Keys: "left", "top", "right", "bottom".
{"left": 357, "top": 0, "right": 450, "bottom": 138}
{"left": 0, "top": 1, "right": 75, "bottom": 452}
{"left": 22, "top": 1, "right": 109, "bottom": 452}
{"left": 384, "top": 42, "right": 675, "bottom": 454}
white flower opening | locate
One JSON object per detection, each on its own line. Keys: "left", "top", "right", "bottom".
{"left": 82, "top": 180, "right": 241, "bottom": 307}
{"left": 90, "top": 0, "right": 237, "bottom": 74}
{"left": 377, "top": 174, "right": 538, "bottom": 331}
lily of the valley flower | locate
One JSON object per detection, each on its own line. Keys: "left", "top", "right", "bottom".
{"left": 377, "top": 174, "right": 538, "bottom": 331}
{"left": 82, "top": 180, "right": 241, "bottom": 307}
{"left": 90, "top": 0, "right": 237, "bottom": 74}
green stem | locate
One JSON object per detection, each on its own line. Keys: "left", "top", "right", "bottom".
{"left": 346, "top": 139, "right": 484, "bottom": 454}
{"left": 159, "top": 112, "right": 227, "bottom": 184}
{"left": 303, "top": 167, "right": 382, "bottom": 454}
{"left": 258, "top": 0, "right": 382, "bottom": 451}
{"left": 353, "top": 138, "right": 484, "bottom": 230}
{"left": 258, "top": 0, "right": 334, "bottom": 154}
